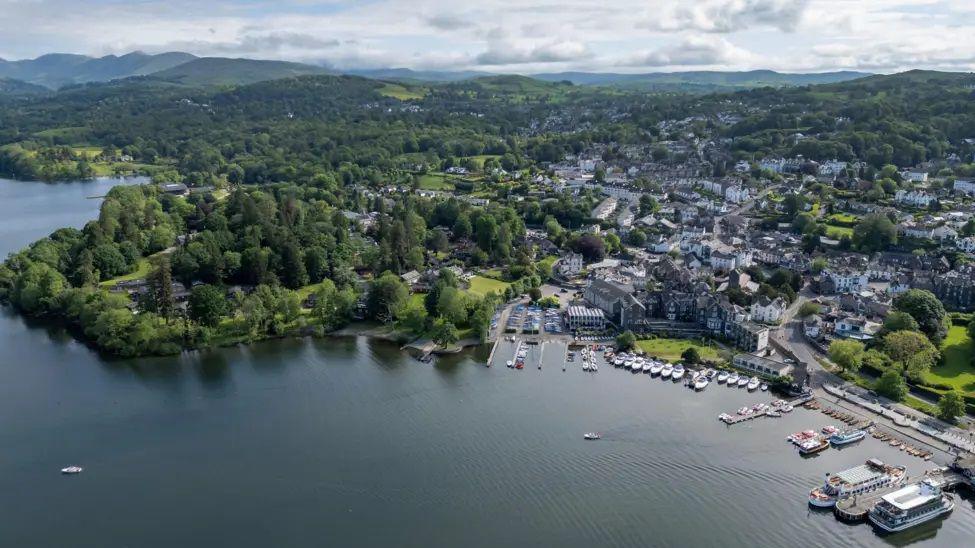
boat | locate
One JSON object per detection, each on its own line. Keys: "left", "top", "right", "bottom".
{"left": 694, "top": 377, "right": 709, "bottom": 391}
{"left": 649, "top": 362, "right": 663, "bottom": 376}
{"left": 868, "top": 479, "right": 954, "bottom": 533}
{"left": 726, "top": 372, "right": 740, "bottom": 385}
{"left": 746, "top": 377, "right": 760, "bottom": 391}
{"left": 799, "top": 437, "right": 830, "bottom": 455}
{"left": 736, "top": 376, "right": 749, "bottom": 388}
{"left": 829, "top": 429, "right": 867, "bottom": 446}
{"left": 660, "top": 364, "right": 674, "bottom": 379}
{"left": 61, "top": 466, "right": 83, "bottom": 474}
{"left": 760, "top": 383, "right": 768, "bottom": 392}
{"left": 671, "top": 365, "right": 685, "bottom": 381}
{"left": 506, "top": 360, "right": 513, "bottom": 368}
{"left": 591, "top": 362, "right": 598, "bottom": 372}
{"left": 582, "top": 362, "right": 591, "bottom": 371}
{"left": 624, "top": 359, "right": 634, "bottom": 369}
{"left": 642, "top": 362, "right": 653, "bottom": 373}
{"left": 766, "top": 411, "right": 781, "bottom": 417}
{"left": 716, "top": 371, "right": 729, "bottom": 384}
{"left": 584, "top": 432, "right": 601, "bottom": 440}
{"left": 808, "top": 458, "right": 907, "bottom": 508}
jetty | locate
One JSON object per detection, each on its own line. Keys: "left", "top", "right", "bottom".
{"left": 719, "top": 394, "right": 813, "bottom": 425}
{"left": 833, "top": 469, "right": 968, "bottom": 521}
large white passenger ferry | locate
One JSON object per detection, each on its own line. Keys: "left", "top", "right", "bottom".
{"left": 868, "top": 479, "right": 954, "bottom": 533}
{"left": 808, "top": 458, "right": 907, "bottom": 508}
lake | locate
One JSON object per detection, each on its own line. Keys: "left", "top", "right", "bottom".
{"left": 1, "top": 177, "right": 973, "bottom": 547}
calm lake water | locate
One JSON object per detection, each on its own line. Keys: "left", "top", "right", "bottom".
{"left": 1, "top": 177, "right": 974, "bottom": 547}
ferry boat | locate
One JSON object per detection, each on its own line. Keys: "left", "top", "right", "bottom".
{"left": 829, "top": 429, "right": 867, "bottom": 446}
{"left": 671, "top": 365, "right": 685, "bottom": 381}
{"left": 61, "top": 466, "right": 83, "bottom": 474}
{"left": 726, "top": 372, "right": 740, "bottom": 386}
{"left": 868, "top": 479, "right": 954, "bottom": 533}
{"left": 716, "top": 371, "right": 729, "bottom": 384}
{"left": 746, "top": 377, "right": 761, "bottom": 391}
{"left": 660, "top": 364, "right": 674, "bottom": 379}
{"left": 808, "top": 458, "right": 907, "bottom": 508}
{"left": 798, "top": 437, "right": 830, "bottom": 455}
{"left": 650, "top": 362, "right": 663, "bottom": 376}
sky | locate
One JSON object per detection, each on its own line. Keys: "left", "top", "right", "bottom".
{"left": 1, "top": 0, "right": 974, "bottom": 73}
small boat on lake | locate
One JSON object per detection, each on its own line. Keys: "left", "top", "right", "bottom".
{"left": 726, "top": 372, "right": 740, "bottom": 385}
{"left": 694, "top": 377, "right": 709, "bottom": 391}
{"left": 760, "top": 383, "right": 768, "bottom": 392}
{"left": 746, "top": 377, "right": 760, "bottom": 391}
{"left": 736, "top": 376, "right": 749, "bottom": 388}
{"left": 829, "top": 429, "right": 868, "bottom": 446}
{"left": 716, "top": 371, "right": 729, "bottom": 384}
{"left": 650, "top": 362, "right": 663, "bottom": 376}
{"left": 671, "top": 365, "right": 685, "bottom": 381}
{"left": 660, "top": 364, "right": 674, "bottom": 379}
{"left": 61, "top": 466, "right": 83, "bottom": 474}
{"left": 584, "top": 432, "right": 601, "bottom": 440}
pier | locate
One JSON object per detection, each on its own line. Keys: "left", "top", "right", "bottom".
{"left": 719, "top": 394, "right": 813, "bottom": 425}
{"left": 832, "top": 469, "right": 969, "bottom": 521}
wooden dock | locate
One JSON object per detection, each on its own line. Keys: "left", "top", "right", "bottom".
{"left": 833, "top": 483, "right": 904, "bottom": 521}
{"left": 719, "top": 394, "right": 813, "bottom": 425}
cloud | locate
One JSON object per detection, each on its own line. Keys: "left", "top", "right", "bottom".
{"left": 809, "top": 39, "right": 975, "bottom": 70}
{"left": 619, "top": 35, "right": 754, "bottom": 67}
{"left": 475, "top": 30, "right": 592, "bottom": 65}
{"left": 424, "top": 14, "right": 475, "bottom": 31}
{"left": 641, "top": 0, "right": 810, "bottom": 33}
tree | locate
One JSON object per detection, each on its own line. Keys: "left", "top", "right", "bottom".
{"left": 313, "top": 279, "right": 355, "bottom": 331}
{"left": 853, "top": 213, "right": 897, "bottom": 252}
{"left": 188, "top": 284, "right": 228, "bottom": 327}
{"left": 616, "top": 330, "right": 636, "bottom": 351}
{"left": 874, "top": 369, "right": 907, "bottom": 401}
{"left": 829, "top": 339, "right": 865, "bottom": 373}
{"left": 881, "top": 311, "right": 919, "bottom": 335}
{"left": 394, "top": 299, "right": 428, "bottom": 335}
{"left": 937, "top": 391, "right": 966, "bottom": 422}
{"left": 882, "top": 330, "right": 940, "bottom": 380}
{"left": 810, "top": 257, "right": 827, "bottom": 274}
{"left": 431, "top": 317, "right": 459, "bottom": 348}
{"left": 528, "top": 287, "right": 542, "bottom": 302}
{"left": 681, "top": 347, "right": 701, "bottom": 364}
{"left": 367, "top": 272, "right": 409, "bottom": 323}
{"left": 968, "top": 317, "right": 975, "bottom": 342}
{"left": 893, "top": 289, "right": 948, "bottom": 343}
{"left": 146, "top": 255, "right": 175, "bottom": 320}
{"left": 798, "top": 301, "right": 821, "bottom": 318}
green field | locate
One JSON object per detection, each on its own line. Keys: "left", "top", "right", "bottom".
{"left": 98, "top": 257, "right": 152, "bottom": 287}
{"left": 417, "top": 173, "right": 455, "bottom": 190}
{"left": 634, "top": 338, "right": 720, "bottom": 363}
{"left": 378, "top": 83, "right": 426, "bottom": 100}
{"left": 467, "top": 275, "right": 509, "bottom": 297}
{"left": 826, "top": 213, "right": 859, "bottom": 225}
{"left": 924, "top": 325, "right": 975, "bottom": 394}
{"left": 826, "top": 225, "right": 854, "bottom": 239}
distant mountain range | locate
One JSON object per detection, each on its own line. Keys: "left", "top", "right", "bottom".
{"left": 0, "top": 51, "right": 874, "bottom": 93}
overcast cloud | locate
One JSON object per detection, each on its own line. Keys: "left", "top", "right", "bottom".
{"left": 0, "top": 0, "right": 974, "bottom": 73}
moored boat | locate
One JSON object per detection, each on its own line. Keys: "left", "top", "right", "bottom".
{"left": 746, "top": 377, "right": 760, "bottom": 391}
{"left": 716, "top": 371, "right": 729, "bottom": 384}
{"left": 660, "top": 364, "right": 674, "bottom": 379}
{"left": 736, "top": 376, "right": 749, "bottom": 388}
{"left": 829, "top": 429, "right": 867, "bottom": 446}
{"left": 726, "top": 372, "right": 740, "bottom": 386}
{"left": 808, "top": 458, "right": 906, "bottom": 508}
{"left": 649, "top": 362, "right": 663, "bottom": 376}
{"left": 868, "top": 479, "right": 954, "bottom": 533}
{"left": 799, "top": 437, "right": 830, "bottom": 455}
{"left": 671, "top": 364, "right": 685, "bottom": 381}
{"left": 694, "top": 377, "right": 709, "bottom": 391}
{"left": 760, "top": 383, "right": 768, "bottom": 392}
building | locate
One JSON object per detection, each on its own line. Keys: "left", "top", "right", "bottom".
{"left": 751, "top": 296, "right": 787, "bottom": 324}
{"left": 583, "top": 279, "right": 646, "bottom": 329}
{"left": 559, "top": 252, "right": 584, "bottom": 277}
{"left": 954, "top": 179, "right": 975, "bottom": 195}
{"left": 566, "top": 306, "right": 606, "bottom": 330}
{"left": 733, "top": 352, "right": 793, "bottom": 378}
{"left": 834, "top": 316, "right": 881, "bottom": 341}
{"left": 159, "top": 182, "right": 189, "bottom": 196}
{"left": 903, "top": 171, "right": 929, "bottom": 183}
{"left": 894, "top": 190, "right": 934, "bottom": 208}
{"left": 823, "top": 268, "right": 869, "bottom": 294}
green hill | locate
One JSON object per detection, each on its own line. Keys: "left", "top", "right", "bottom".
{"left": 0, "top": 77, "right": 49, "bottom": 96}
{"left": 0, "top": 51, "right": 196, "bottom": 89}
{"left": 151, "top": 57, "right": 329, "bottom": 87}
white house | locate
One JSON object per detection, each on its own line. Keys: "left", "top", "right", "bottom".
{"left": 824, "top": 268, "right": 868, "bottom": 294}
{"left": 903, "top": 171, "right": 929, "bottom": 183}
{"left": 559, "top": 252, "right": 584, "bottom": 277}
{"left": 725, "top": 185, "right": 750, "bottom": 204}
{"left": 954, "top": 179, "right": 975, "bottom": 195}
{"left": 894, "top": 189, "right": 934, "bottom": 208}
{"left": 751, "top": 296, "right": 787, "bottom": 324}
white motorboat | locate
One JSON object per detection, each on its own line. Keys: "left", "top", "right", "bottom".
{"left": 671, "top": 365, "right": 685, "bottom": 381}
{"left": 624, "top": 359, "right": 634, "bottom": 369}
{"left": 649, "top": 362, "right": 663, "bottom": 376}
{"left": 591, "top": 361, "right": 599, "bottom": 372}
{"left": 737, "top": 376, "right": 749, "bottom": 388}
{"left": 61, "top": 466, "right": 83, "bottom": 474}
{"left": 584, "top": 432, "right": 601, "bottom": 440}
{"left": 716, "top": 371, "right": 729, "bottom": 383}
{"left": 694, "top": 377, "right": 709, "bottom": 391}
{"left": 747, "top": 377, "right": 761, "bottom": 391}
{"left": 660, "top": 363, "right": 674, "bottom": 379}
{"left": 642, "top": 362, "right": 653, "bottom": 373}
{"left": 506, "top": 360, "right": 513, "bottom": 368}
{"left": 760, "top": 383, "right": 769, "bottom": 392}
{"left": 582, "top": 362, "right": 590, "bottom": 371}
{"left": 726, "top": 372, "right": 740, "bottom": 385}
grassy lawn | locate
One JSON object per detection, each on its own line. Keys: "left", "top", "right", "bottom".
{"left": 634, "top": 338, "right": 720, "bottom": 363}
{"left": 924, "top": 325, "right": 975, "bottom": 394}
{"left": 826, "top": 225, "right": 854, "bottom": 239}
{"left": 377, "top": 83, "right": 426, "bottom": 100}
{"left": 826, "top": 212, "right": 859, "bottom": 225}
{"left": 467, "top": 275, "right": 510, "bottom": 297}
{"left": 98, "top": 257, "right": 152, "bottom": 287}
{"left": 417, "top": 173, "right": 455, "bottom": 191}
